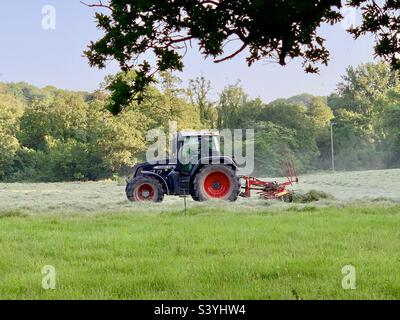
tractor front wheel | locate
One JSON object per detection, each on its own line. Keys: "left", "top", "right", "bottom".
{"left": 126, "top": 176, "right": 164, "bottom": 203}
{"left": 193, "top": 165, "right": 240, "bottom": 201}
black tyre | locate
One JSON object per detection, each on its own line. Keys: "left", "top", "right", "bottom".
{"left": 126, "top": 176, "right": 164, "bottom": 203}
{"left": 193, "top": 165, "right": 240, "bottom": 201}
{"left": 190, "top": 192, "right": 201, "bottom": 202}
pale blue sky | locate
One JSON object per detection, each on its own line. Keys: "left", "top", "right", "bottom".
{"left": 0, "top": 1, "right": 377, "bottom": 102}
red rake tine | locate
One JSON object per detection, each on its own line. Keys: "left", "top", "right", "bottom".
{"left": 285, "top": 160, "right": 294, "bottom": 183}
{"left": 291, "top": 159, "right": 299, "bottom": 183}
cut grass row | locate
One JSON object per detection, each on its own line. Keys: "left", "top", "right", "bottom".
{"left": 0, "top": 205, "right": 399, "bottom": 299}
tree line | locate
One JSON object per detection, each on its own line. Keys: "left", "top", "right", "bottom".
{"left": 0, "top": 61, "right": 399, "bottom": 182}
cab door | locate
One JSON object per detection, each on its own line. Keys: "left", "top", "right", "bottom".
{"left": 179, "top": 136, "right": 200, "bottom": 174}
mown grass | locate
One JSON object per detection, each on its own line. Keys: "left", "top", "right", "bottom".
{"left": 1, "top": 168, "right": 399, "bottom": 215}
{"left": 0, "top": 205, "right": 399, "bottom": 300}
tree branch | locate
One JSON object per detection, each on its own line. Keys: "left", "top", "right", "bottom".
{"left": 80, "top": 0, "right": 113, "bottom": 11}
{"left": 214, "top": 42, "right": 248, "bottom": 63}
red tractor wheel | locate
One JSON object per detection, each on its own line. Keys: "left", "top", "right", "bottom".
{"left": 126, "top": 176, "right": 164, "bottom": 202}
{"left": 193, "top": 165, "right": 240, "bottom": 201}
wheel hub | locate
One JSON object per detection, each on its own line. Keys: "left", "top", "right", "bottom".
{"left": 141, "top": 190, "right": 150, "bottom": 198}
{"left": 136, "top": 183, "right": 155, "bottom": 201}
{"left": 212, "top": 182, "right": 221, "bottom": 190}
{"left": 203, "top": 171, "right": 231, "bottom": 198}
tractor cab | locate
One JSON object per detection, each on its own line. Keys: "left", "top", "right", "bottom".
{"left": 172, "top": 130, "right": 221, "bottom": 174}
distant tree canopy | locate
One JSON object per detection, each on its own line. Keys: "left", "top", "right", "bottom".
{"left": 0, "top": 61, "right": 399, "bottom": 181}
{"left": 327, "top": 62, "right": 400, "bottom": 170}
{"left": 84, "top": 0, "right": 400, "bottom": 113}
{"left": 0, "top": 73, "right": 202, "bottom": 182}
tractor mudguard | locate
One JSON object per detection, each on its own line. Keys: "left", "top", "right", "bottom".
{"left": 140, "top": 171, "right": 170, "bottom": 195}
{"left": 130, "top": 163, "right": 147, "bottom": 178}
{"left": 190, "top": 156, "right": 238, "bottom": 174}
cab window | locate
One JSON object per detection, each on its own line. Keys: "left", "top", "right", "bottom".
{"left": 180, "top": 136, "right": 200, "bottom": 173}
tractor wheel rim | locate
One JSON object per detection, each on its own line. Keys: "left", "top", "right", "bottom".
{"left": 204, "top": 171, "right": 231, "bottom": 198}
{"left": 136, "top": 183, "right": 155, "bottom": 201}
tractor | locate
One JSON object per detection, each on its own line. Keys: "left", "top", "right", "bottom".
{"left": 126, "top": 130, "right": 240, "bottom": 202}
{"left": 126, "top": 130, "right": 298, "bottom": 203}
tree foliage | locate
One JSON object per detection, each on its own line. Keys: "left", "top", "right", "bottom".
{"left": 0, "top": 93, "right": 23, "bottom": 178}
{"left": 308, "top": 97, "right": 334, "bottom": 129}
{"left": 0, "top": 73, "right": 202, "bottom": 182}
{"left": 188, "top": 76, "right": 217, "bottom": 128}
{"left": 1, "top": 61, "right": 399, "bottom": 181}
{"left": 253, "top": 122, "right": 298, "bottom": 176}
{"left": 348, "top": 0, "right": 400, "bottom": 69}
{"left": 335, "top": 62, "right": 398, "bottom": 118}
{"left": 217, "top": 84, "right": 248, "bottom": 129}
{"left": 83, "top": 0, "right": 400, "bottom": 113}
{"left": 328, "top": 62, "right": 400, "bottom": 170}
{"left": 260, "top": 102, "right": 319, "bottom": 170}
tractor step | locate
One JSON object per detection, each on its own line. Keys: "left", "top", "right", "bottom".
{"left": 179, "top": 176, "right": 190, "bottom": 195}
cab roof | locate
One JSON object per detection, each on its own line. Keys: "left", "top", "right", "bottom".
{"left": 177, "top": 130, "right": 220, "bottom": 137}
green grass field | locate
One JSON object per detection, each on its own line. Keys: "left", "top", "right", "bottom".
{"left": 1, "top": 205, "right": 399, "bottom": 300}
{"left": 1, "top": 169, "right": 399, "bottom": 300}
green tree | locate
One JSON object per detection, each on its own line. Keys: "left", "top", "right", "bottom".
{"left": 83, "top": 1, "right": 399, "bottom": 112}
{"left": 217, "top": 84, "right": 247, "bottom": 129}
{"left": 327, "top": 92, "right": 343, "bottom": 112}
{"left": 326, "top": 62, "right": 399, "bottom": 170}
{"left": 308, "top": 97, "right": 334, "bottom": 129}
{"left": 333, "top": 109, "right": 385, "bottom": 170}
{"left": 187, "top": 76, "right": 216, "bottom": 128}
{"left": 236, "top": 98, "right": 264, "bottom": 129}
{"left": 259, "top": 102, "right": 319, "bottom": 170}
{"left": 382, "top": 104, "right": 400, "bottom": 167}
{"left": 270, "top": 93, "right": 317, "bottom": 109}
{"left": 254, "top": 122, "right": 298, "bottom": 176}
{"left": 306, "top": 97, "right": 334, "bottom": 169}
{"left": 18, "top": 92, "right": 88, "bottom": 150}
{"left": 377, "top": 86, "right": 400, "bottom": 167}
{"left": 335, "top": 62, "right": 398, "bottom": 118}
{"left": 14, "top": 88, "right": 151, "bottom": 181}
{"left": 4, "top": 82, "right": 54, "bottom": 104}
{"left": 89, "top": 103, "right": 150, "bottom": 177}
{"left": 0, "top": 93, "right": 23, "bottom": 179}
{"left": 348, "top": 0, "right": 400, "bottom": 70}
{"left": 139, "top": 72, "right": 202, "bottom": 131}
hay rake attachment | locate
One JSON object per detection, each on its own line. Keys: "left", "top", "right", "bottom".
{"left": 240, "top": 159, "right": 299, "bottom": 202}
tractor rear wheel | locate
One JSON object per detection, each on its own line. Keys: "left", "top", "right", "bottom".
{"left": 190, "top": 192, "right": 201, "bottom": 202}
{"left": 193, "top": 165, "right": 240, "bottom": 201}
{"left": 126, "top": 176, "right": 164, "bottom": 203}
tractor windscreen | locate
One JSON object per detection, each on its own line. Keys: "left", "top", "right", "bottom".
{"left": 212, "top": 136, "right": 220, "bottom": 153}
{"left": 200, "top": 136, "right": 220, "bottom": 158}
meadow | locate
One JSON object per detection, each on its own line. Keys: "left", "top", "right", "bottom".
{"left": 1, "top": 168, "right": 399, "bottom": 215}
{"left": 0, "top": 169, "right": 399, "bottom": 299}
